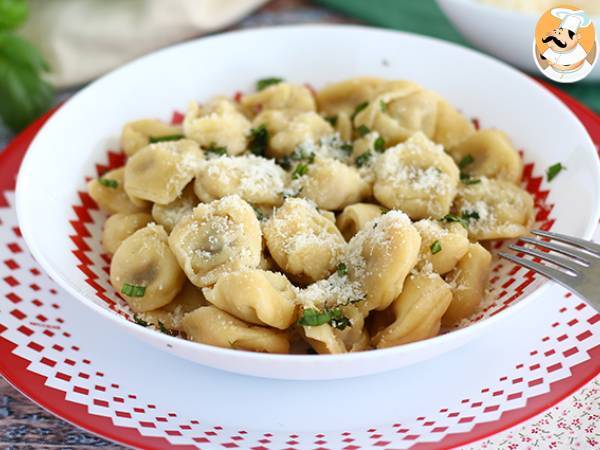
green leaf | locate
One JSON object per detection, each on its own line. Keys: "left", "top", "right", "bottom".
{"left": 374, "top": 136, "right": 385, "bottom": 152}
{"left": 158, "top": 320, "right": 176, "bottom": 336}
{"left": 0, "top": 0, "right": 28, "bottom": 31}
{"left": 249, "top": 124, "right": 269, "bottom": 156}
{"left": 351, "top": 101, "right": 368, "bottom": 120}
{"left": 298, "top": 308, "right": 331, "bottom": 327}
{"left": 325, "top": 115, "right": 338, "bottom": 127}
{"left": 336, "top": 262, "right": 348, "bottom": 277}
{"left": 458, "top": 154, "right": 474, "bottom": 169}
{"left": 98, "top": 178, "right": 118, "bottom": 189}
{"left": 356, "top": 124, "right": 370, "bottom": 137}
{"left": 256, "top": 77, "right": 283, "bottom": 91}
{"left": 133, "top": 314, "right": 149, "bottom": 327}
{"left": 205, "top": 143, "right": 228, "bottom": 155}
{"left": 442, "top": 213, "right": 468, "bottom": 229}
{"left": 355, "top": 151, "right": 371, "bottom": 167}
{"left": 461, "top": 210, "right": 480, "bottom": 221}
{"left": 379, "top": 99, "right": 387, "bottom": 112}
{"left": 121, "top": 283, "right": 146, "bottom": 297}
{"left": 292, "top": 163, "right": 309, "bottom": 179}
{"left": 430, "top": 240, "right": 442, "bottom": 254}
{"left": 547, "top": 162, "right": 565, "bottom": 182}
{"left": 340, "top": 143, "right": 353, "bottom": 155}
{"left": 149, "top": 134, "right": 183, "bottom": 143}
{"left": 0, "top": 33, "right": 53, "bottom": 131}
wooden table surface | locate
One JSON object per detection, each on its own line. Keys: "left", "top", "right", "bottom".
{"left": 0, "top": 1, "right": 353, "bottom": 448}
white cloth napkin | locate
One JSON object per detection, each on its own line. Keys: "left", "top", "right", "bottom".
{"left": 20, "top": 0, "right": 268, "bottom": 88}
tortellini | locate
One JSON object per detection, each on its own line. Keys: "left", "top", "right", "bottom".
{"left": 120, "top": 119, "right": 183, "bottom": 157}
{"left": 110, "top": 224, "right": 186, "bottom": 312}
{"left": 101, "top": 212, "right": 153, "bottom": 254}
{"left": 413, "top": 220, "right": 470, "bottom": 275}
{"left": 295, "top": 156, "right": 371, "bottom": 210}
{"left": 263, "top": 198, "right": 346, "bottom": 283}
{"left": 266, "top": 112, "right": 334, "bottom": 158}
{"left": 138, "top": 281, "right": 207, "bottom": 330}
{"left": 183, "top": 98, "right": 251, "bottom": 155}
{"left": 182, "top": 306, "right": 290, "bottom": 353}
{"left": 168, "top": 195, "right": 262, "bottom": 287}
{"left": 448, "top": 129, "right": 523, "bottom": 184}
{"left": 97, "top": 76, "right": 534, "bottom": 354}
{"left": 241, "top": 82, "right": 316, "bottom": 115}
{"left": 454, "top": 177, "right": 534, "bottom": 240}
{"left": 345, "top": 211, "right": 421, "bottom": 313}
{"left": 443, "top": 243, "right": 492, "bottom": 327}
{"left": 151, "top": 184, "right": 198, "bottom": 233}
{"left": 336, "top": 203, "right": 384, "bottom": 241}
{"left": 88, "top": 168, "right": 149, "bottom": 214}
{"left": 372, "top": 272, "right": 452, "bottom": 348}
{"left": 194, "top": 154, "right": 287, "bottom": 205}
{"left": 203, "top": 269, "right": 298, "bottom": 329}
{"left": 373, "top": 132, "right": 460, "bottom": 219}
{"left": 124, "top": 139, "right": 204, "bottom": 204}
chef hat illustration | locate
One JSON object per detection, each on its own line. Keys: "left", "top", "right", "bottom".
{"left": 551, "top": 8, "right": 592, "bottom": 33}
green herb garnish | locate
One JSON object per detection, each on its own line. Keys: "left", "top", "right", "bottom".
{"left": 149, "top": 134, "right": 184, "bottom": 143}
{"left": 298, "top": 307, "right": 351, "bottom": 330}
{"left": 256, "top": 77, "right": 283, "bottom": 91}
{"left": 430, "top": 240, "right": 442, "bottom": 255}
{"left": 133, "top": 314, "right": 149, "bottom": 327}
{"left": 460, "top": 172, "right": 481, "bottom": 185}
{"left": 351, "top": 101, "right": 368, "bottom": 120}
{"left": 292, "top": 163, "right": 309, "bottom": 179}
{"left": 277, "top": 155, "right": 292, "bottom": 170}
{"left": 205, "top": 144, "right": 228, "bottom": 156}
{"left": 158, "top": 320, "right": 176, "bottom": 336}
{"left": 249, "top": 124, "right": 269, "bottom": 156}
{"left": 252, "top": 205, "right": 265, "bottom": 221}
{"left": 374, "top": 136, "right": 385, "bottom": 153}
{"left": 291, "top": 147, "right": 315, "bottom": 163}
{"left": 355, "top": 151, "right": 372, "bottom": 167}
{"left": 461, "top": 210, "right": 480, "bottom": 221}
{"left": 121, "top": 283, "right": 146, "bottom": 297}
{"left": 547, "top": 162, "right": 565, "bottom": 182}
{"left": 98, "top": 178, "right": 118, "bottom": 189}
{"left": 340, "top": 143, "right": 353, "bottom": 155}
{"left": 379, "top": 100, "right": 387, "bottom": 112}
{"left": 442, "top": 214, "right": 469, "bottom": 229}
{"left": 356, "top": 125, "right": 370, "bottom": 137}
{"left": 325, "top": 115, "right": 338, "bottom": 127}
{"left": 336, "top": 262, "right": 348, "bottom": 277}
{"left": 458, "top": 154, "right": 474, "bottom": 169}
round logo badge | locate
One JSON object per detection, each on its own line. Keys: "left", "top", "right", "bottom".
{"left": 533, "top": 5, "right": 598, "bottom": 83}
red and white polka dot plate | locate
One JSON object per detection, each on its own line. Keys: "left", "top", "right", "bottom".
{"left": 1, "top": 83, "right": 598, "bottom": 450}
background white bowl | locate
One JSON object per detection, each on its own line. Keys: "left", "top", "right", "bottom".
{"left": 437, "top": 0, "right": 600, "bottom": 81}
{"left": 15, "top": 25, "right": 600, "bottom": 380}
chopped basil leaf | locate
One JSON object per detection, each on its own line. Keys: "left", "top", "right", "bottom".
{"left": 442, "top": 214, "right": 469, "bottom": 229}
{"left": 461, "top": 210, "right": 480, "bottom": 221}
{"left": 98, "top": 178, "right": 118, "bottom": 189}
{"left": 158, "top": 320, "right": 176, "bottom": 336}
{"left": 547, "top": 162, "right": 565, "bottom": 182}
{"left": 133, "top": 314, "right": 149, "bottom": 327}
{"left": 325, "top": 115, "right": 338, "bottom": 127}
{"left": 356, "top": 124, "right": 370, "bottom": 137}
{"left": 256, "top": 77, "right": 283, "bottom": 91}
{"left": 340, "top": 143, "right": 353, "bottom": 155}
{"left": 374, "top": 136, "right": 385, "bottom": 153}
{"left": 336, "top": 262, "right": 348, "bottom": 277}
{"left": 380, "top": 206, "right": 389, "bottom": 214}
{"left": 252, "top": 205, "right": 265, "bottom": 221}
{"left": 460, "top": 172, "right": 481, "bottom": 185}
{"left": 430, "top": 240, "right": 442, "bottom": 254}
{"left": 249, "top": 124, "right": 269, "bottom": 156}
{"left": 458, "top": 154, "right": 474, "bottom": 169}
{"left": 290, "top": 147, "right": 315, "bottom": 163}
{"left": 351, "top": 101, "right": 368, "bottom": 120}
{"left": 355, "top": 151, "right": 372, "bottom": 167}
{"left": 206, "top": 144, "right": 228, "bottom": 156}
{"left": 277, "top": 155, "right": 292, "bottom": 170}
{"left": 121, "top": 283, "right": 146, "bottom": 297}
{"left": 292, "top": 163, "right": 309, "bottom": 179}
{"left": 379, "top": 100, "right": 387, "bottom": 112}
{"left": 298, "top": 307, "right": 351, "bottom": 330}
{"left": 149, "top": 134, "right": 183, "bottom": 143}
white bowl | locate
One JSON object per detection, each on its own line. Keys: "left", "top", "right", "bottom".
{"left": 437, "top": 0, "right": 600, "bottom": 81}
{"left": 15, "top": 25, "right": 600, "bottom": 380}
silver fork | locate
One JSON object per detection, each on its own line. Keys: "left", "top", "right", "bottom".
{"left": 499, "top": 230, "right": 600, "bottom": 311}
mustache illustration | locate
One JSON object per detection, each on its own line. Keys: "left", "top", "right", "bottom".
{"left": 542, "top": 35, "right": 567, "bottom": 48}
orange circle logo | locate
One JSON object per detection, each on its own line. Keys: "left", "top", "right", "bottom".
{"left": 533, "top": 4, "right": 598, "bottom": 83}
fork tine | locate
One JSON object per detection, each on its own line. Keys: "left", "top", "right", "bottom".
{"left": 519, "top": 237, "right": 591, "bottom": 265}
{"left": 531, "top": 230, "right": 600, "bottom": 256}
{"left": 499, "top": 252, "right": 577, "bottom": 288}
{"left": 508, "top": 244, "right": 580, "bottom": 273}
